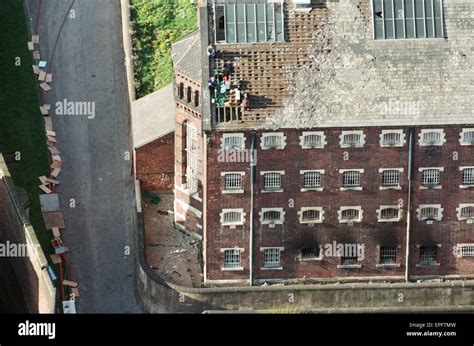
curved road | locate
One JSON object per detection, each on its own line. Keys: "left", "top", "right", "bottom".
{"left": 25, "top": 0, "right": 140, "bottom": 313}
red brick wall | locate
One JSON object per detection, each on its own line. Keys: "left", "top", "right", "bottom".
{"left": 136, "top": 132, "right": 174, "bottom": 192}
{"left": 204, "top": 126, "right": 474, "bottom": 283}
{"left": 410, "top": 126, "right": 474, "bottom": 277}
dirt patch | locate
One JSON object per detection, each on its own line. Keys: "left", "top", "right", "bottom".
{"left": 143, "top": 192, "right": 202, "bottom": 287}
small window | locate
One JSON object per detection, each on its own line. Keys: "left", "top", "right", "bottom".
{"left": 418, "top": 205, "right": 442, "bottom": 221}
{"left": 299, "top": 208, "right": 323, "bottom": 224}
{"left": 224, "top": 173, "right": 243, "bottom": 191}
{"left": 457, "top": 244, "right": 474, "bottom": 257}
{"left": 339, "top": 207, "right": 362, "bottom": 223}
{"left": 222, "top": 134, "right": 245, "bottom": 150}
{"left": 380, "top": 246, "right": 397, "bottom": 264}
{"left": 378, "top": 206, "right": 401, "bottom": 222}
{"left": 421, "top": 168, "right": 441, "bottom": 188}
{"left": 178, "top": 82, "right": 184, "bottom": 99}
{"left": 263, "top": 248, "right": 281, "bottom": 268}
{"left": 419, "top": 246, "right": 438, "bottom": 266}
{"left": 263, "top": 172, "right": 282, "bottom": 191}
{"left": 381, "top": 169, "right": 401, "bottom": 188}
{"left": 220, "top": 209, "right": 245, "bottom": 226}
{"left": 419, "top": 129, "right": 445, "bottom": 146}
{"left": 380, "top": 130, "right": 405, "bottom": 147}
{"left": 461, "top": 168, "right": 474, "bottom": 186}
{"left": 299, "top": 131, "right": 326, "bottom": 149}
{"left": 458, "top": 204, "right": 474, "bottom": 220}
{"left": 340, "top": 131, "right": 365, "bottom": 148}
{"left": 186, "top": 86, "right": 192, "bottom": 103}
{"left": 340, "top": 256, "right": 358, "bottom": 265}
{"left": 341, "top": 170, "right": 361, "bottom": 188}
{"left": 260, "top": 208, "right": 285, "bottom": 225}
{"left": 460, "top": 129, "right": 474, "bottom": 145}
{"left": 261, "top": 133, "right": 286, "bottom": 150}
{"left": 194, "top": 90, "right": 199, "bottom": 107}
{"left": 223, "top": 249, "right": 241, "bottom": 268}
{"left": 263, "top": 210, "right": 281, "bottom": 222}
{"left": 301, "top": 247, "right": 321, "bottom": 260}
{"left": 303, "top": 171, "right": 321, "bottom": 189}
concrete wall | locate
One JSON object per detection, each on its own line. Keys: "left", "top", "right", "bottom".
{"left": 0, "top": 155, "right": 56, "bottom": 313}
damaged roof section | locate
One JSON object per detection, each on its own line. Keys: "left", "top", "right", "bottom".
{"left": 172, "top": 29, "right": 202, "bottom": 82}
{"left": 262, "top": 0, "right": 474, "bottom": 129}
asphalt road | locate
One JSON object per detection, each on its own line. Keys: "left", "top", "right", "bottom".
{"left": 25, "top": 0, "right": 140, "bottom": 313}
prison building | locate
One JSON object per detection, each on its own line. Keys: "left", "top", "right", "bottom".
{"left": 171, "top": 0, "right": 474, "bottom": 285}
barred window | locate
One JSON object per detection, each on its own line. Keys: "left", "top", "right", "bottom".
{"left": 224, "top": 173, "right": 242, "bottom": 190}
{"left": 458, "top": 245, "right": 474, "bottom": 257}
{"left": 301, "top": 247, "right": 320, "bottom": 259}
{"left": 263, "top": 135, "right": 282, "bottom": 149}
{"left": 342, "top": 171, "right": 361, "bottom": 188}
{"left": 419, "top": 246, "right": 438, "bottom": 265}
{"left": 223, "top": 249, "right": 241, "bottom": 268}
{"left": 382, "top": 170, "right": 401, "bottom": 187}
{"left": 263, "top": 172, "right": 282, "bottom": 190}
{"left": 380, "top": 207, "right": 399, "bottom": 220}
{"left": 382, "top": 132, "right": 402, "bottom": 146}
{"left": 341, "top": 209, "right": 360, "bottom": 221}
{"left": 380, "top": 246, "right": 397, "bottom": 264}
{"left": 341, "top": 256, "right": 358, "bottom": 265}
{"left": 303, "top": 171, "right": 321, "bottom": 188}
{"left": 420, "top": 207, "right": 439, "bottom": 220}
{"left": 223, "top": 135, "right": 243, "bottom": 149}
{"left": 222, "top": 211, "right": 243, "bottom": 224}
{"left": 462, "top": 131, "right": 474, "bottom": 144}
{"left": 301, "top": 209, "right": 321, "bottom": 223}
{"left": 263, "top": 210, "right": 281, "bottom": 222}
{"left": 422, "top": 131, "right": 442, "bottom": 145}
{"left": 421, "top": 169, "right": 440, "bottom": 187}
{"left": 343, "top": 133, "right": 362, "bottom": 146}
{"left": 185, "top": 121, "right": 198, "bottom": 192}
{"left": 460, "top": 206, "right": 474, "bottom": 219}
{"left": 263, "top": 248, "right": 281, "bottom": 268}
{"left": 303, "top": 134, "right": 322, "bottom": 148}
{"left": 462, "top": 168, "right": 474, "bottom": 185}
{"left": 373, "top": 0, "right": 443, "bottom": 40}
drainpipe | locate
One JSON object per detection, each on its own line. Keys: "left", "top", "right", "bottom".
{"left": 249, "top": 132, "right": 256, "bottom": 286}
{"left": 405, "top": 127, "right": 415, "bottom": 282}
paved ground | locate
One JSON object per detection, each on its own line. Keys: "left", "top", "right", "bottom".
{"left": 143, "top": 193, "right": 202, "bottom": 287}
{"left": 25, "top": 0, "right": 140, "bottom": 313}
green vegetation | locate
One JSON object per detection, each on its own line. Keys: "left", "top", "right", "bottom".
{"left": 0, "top": 1, "right": 52, "bottom": 254}
{"left": 130, "top": 0, "right": 197, "bottom": 98}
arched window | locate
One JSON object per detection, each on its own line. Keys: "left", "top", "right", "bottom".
{"left": 177, "top": 82, "right": 184, "bottom": 99}
{"left": 184, "top": 121, "right": 198, "bottom": 192}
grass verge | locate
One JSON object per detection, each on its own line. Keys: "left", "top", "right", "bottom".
{"left": 0, "top": 1, "right": 53, "bottom": 258}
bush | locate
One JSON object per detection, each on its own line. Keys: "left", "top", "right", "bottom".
{"left": 130, "top": 0, "right": 197, "bottom": 98}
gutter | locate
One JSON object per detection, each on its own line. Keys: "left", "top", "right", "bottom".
{"left": 249, "top": 132, "right": 257, "bottom": 286}
{"left": 405, "top": 127, "right": 415, "bottom": 282}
